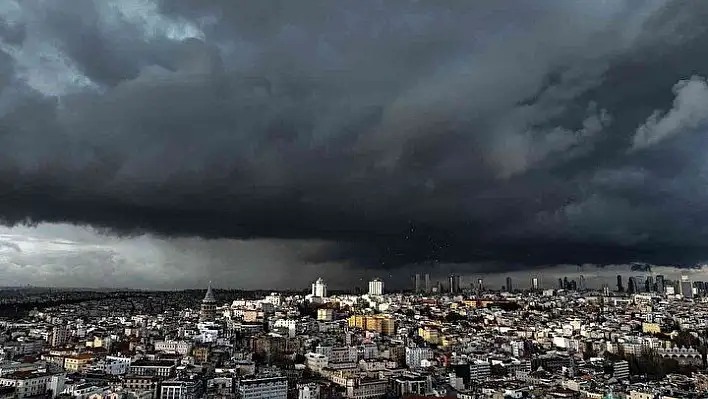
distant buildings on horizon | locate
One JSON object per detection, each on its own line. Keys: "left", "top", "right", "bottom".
{"left": 322, "top": 272, "right": 704, "bottom": 298}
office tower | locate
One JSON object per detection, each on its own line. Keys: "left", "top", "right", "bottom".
{"left": 449, "top": 274, "right": 461, "bottom": 294}
{"left": 477, "top": 279, "right": 483, "bottom": 293}
{"left": 368, "top": 278, "right": 384, "bottom": 296}
{"left": 627, "top": 277, "right": 636, "bottom": 294}
{"left": 558, "top": 278, "right": 563, "bottom": 289}
{"left": 616, "top": 275, "right": 624, "bottom": 292}
{"left": 602, "top": 284, "right": 610, "bottom": 296}
{"left": 424, "top": 274, "right": 431, "bottom": 293}
{"left": 634, "top": 276, "right": 646, "bottom": 292}
{"left": 680, "top": 275, "right": 693, "bottom": 298}
{"left": 413, "top": 274, "right": 422, "bottom": 293}
{"left": 200, "top": 282, "right": 217, "bottom": 322}
{"left": 656, "top": 275, "right": 665, "bottom": 293}
{"left": 312, "top": 278, "right": 327, "bottom": 297}
{"left": 532, "top": 277, "right": 539, "bottom": 291}
{"left": 563, "top": 277, "right": 569, "bottom": 290}
{"left": 569, "top": 280, "right": 577, "bottom": 291}
{"left": 645, "top": 276, "right": 654, "bottom": 292}
{"left": 579, "top": 275, "right": 586, "bottom": 291}
{"left": 505, "top": 277, "right": 513, "bottom": 292}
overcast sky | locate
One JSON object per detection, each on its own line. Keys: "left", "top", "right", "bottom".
{"left": 2, "top": 1, "right": 708, "bottom": 289}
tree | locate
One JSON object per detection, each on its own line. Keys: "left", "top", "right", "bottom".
{"left": 490, "top": 364, "right": 508, "bottom": 377}
{"left": 444, "top": 312, "right": 465, "bottom": 323}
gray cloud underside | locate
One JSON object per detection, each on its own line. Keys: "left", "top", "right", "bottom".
{"left": 2, "top": 0, "right": 708, "bottom": 269}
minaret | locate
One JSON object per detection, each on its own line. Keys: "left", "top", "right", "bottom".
{"left": 199, "top": 281, "right": 217, "bottom": 322}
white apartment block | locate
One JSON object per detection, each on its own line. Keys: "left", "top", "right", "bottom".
{"left": 0, "top": 371, "right": 65, "bottom": 399}
{"left": 154, "top": 340, "right": 192, "bottom": 355}
{"left": 238, "top": 376, "right": 287, "bottom": 399}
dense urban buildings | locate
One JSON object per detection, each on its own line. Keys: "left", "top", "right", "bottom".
{"left": 2, "top": 272, "right": 708, "bottom": 398}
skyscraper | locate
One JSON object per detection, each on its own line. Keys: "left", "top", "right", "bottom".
{"left": 424, "top": 274, "right": 431, "bottom": 293}
{"left": 368, "top": 278, "right": 384, "bottom": 296}
{"left": 532, "top": 277, "right": 539, "bottom": 291}
{"left": 312, "top": 278, "right": 327, "bottom": 297}
{"left": 449, "top": 274, "right": 461, "bottom": 294}
{"left": 199, "top": 282, "right": 217, "bottom": 322}
{"left": 602, "top": 284, "right": 610, "bottom": 296}
{"left": 634, "top": 276, "right": 646, "bottom": 293}
{"left": 579, "top": 275, "right": 586, "bottom": 291}
{"left": 680, "top": 275, "right": 693, "bottom": 298}
{"left": 413, "top": 274, "right": 422, "bottom": 293}
{"left": 616, "top": 275, "right": 624, "bottom": 292}
{"left": 645, "top": 276, "right": 654, "bottom": 292}
{"left": 627, "top": 277, "right": 636, "bottom": 294}
{"left": 558, "top": 278, "right": 564, "bottom": 289}
{"left": 505, "top": 277, "right": 513, "bottom": 292}
{"left": 656, "top": 275, "right": 665, "bottom": 293}
{"left": 477, "top": 278, "right": 484, "bottom": 293}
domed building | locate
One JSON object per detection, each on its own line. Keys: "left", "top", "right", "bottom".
{"left": 199, "top": 282, "right": 217, "bottom": 322}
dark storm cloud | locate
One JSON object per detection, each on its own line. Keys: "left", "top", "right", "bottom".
{"left": 2, "top": 0, "right": 708, "bottom": 270}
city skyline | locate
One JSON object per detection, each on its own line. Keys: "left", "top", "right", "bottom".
{"left": 3, "top": 1, "right": 708, "bottom": 397}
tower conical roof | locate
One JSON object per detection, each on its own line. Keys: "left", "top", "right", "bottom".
{"left": 203, "top": 281, "right": 216, "bottom": 303}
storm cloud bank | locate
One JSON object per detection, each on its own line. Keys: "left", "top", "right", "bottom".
{"left": 2, "top": 1, "right": 708, "bottom": 269}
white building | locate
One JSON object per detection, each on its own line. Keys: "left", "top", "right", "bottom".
{"left": 129, "top": 360, "right": 176, "bottom": 377}
{"left": 238, "top": 376, "right": 287, "bottom": 399}
{"left": 160, "top": 379, "right": 203, "bottom": 399}
{"left": 0, "top": 370, "right": 65, "bottom": 398}
{"left": 312, "top": 278, "right": 327, "bottom": 298}
{"left": 196, "top": 323, "right": 220, "bottom": 343}
{"left": 317, "top": 309, "right": 333, "bottom": 322}
{"left": 264, "top": 293, "right": 282, "bottom": 307}
{"left": 154, "top": 341, "right": 192, "bottom": 355}
{"left": 345, "top": 377, "right": 388, "bottom": 399}
{"left": 304, "top": 353, "right": 328, "bottom": 373}
{"left": 316, "top": 346, "right": 357, "bottom": 363}
{"left": 470, "top": 360, "right": 491, "bottom": 382}
{"left": 368, "top": 278, "right": 384, "bottom": 296}
{"left": 50, "top": 325, "right": 70, "bottom": 348}
{"left": 297, "top": 383, "right": 320, "bottom": 399}
{"left": 613, "top": 360, "right": 629, "bottom": 380}
{"left": 97, "top": 356, "right": 132, "bottom": 375}
{"left": 405, "top": 347, "right": 433, "bottom": 369}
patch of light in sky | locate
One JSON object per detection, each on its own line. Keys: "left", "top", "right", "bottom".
{"left": 103, "top": 0, "right": 204, "bottom": 41}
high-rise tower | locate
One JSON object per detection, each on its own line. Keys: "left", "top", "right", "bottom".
{"left": 531, "top": 277, "right": 539, "bottom": 291}
{"left": 616, "top": 275, "right": 624, "bottom": 292}
{"left": 312, "top": 278, "right": 327, "bottom": 297}
{"left": 200, "top": 282, "right": 217, "bottom": 322}
{"left": 368, "top": 278, "right": 384, "bottom": 296}
{"left": 448, "top": 274, "right": 461, "bottom": 294}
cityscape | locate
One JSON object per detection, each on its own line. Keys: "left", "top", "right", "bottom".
{"left": 1, "top": 269, "right": 708, "bottom": 398}
{"left": 3, "top": 0, "right": 708, "bottom": 398}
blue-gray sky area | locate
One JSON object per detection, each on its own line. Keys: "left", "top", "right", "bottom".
{"left": 2, "top": 1, "right": 708, "bottom": 288}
